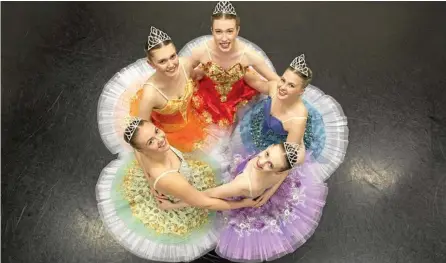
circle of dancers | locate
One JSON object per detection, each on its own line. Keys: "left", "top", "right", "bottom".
{"left": 96, "top": 1, "right": 349, "bottom": 262}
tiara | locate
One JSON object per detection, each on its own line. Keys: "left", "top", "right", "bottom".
{"left": 147, "top": 26, "right": 171, "bottom": 51}
{"left": 290, "top": 54, "right": 309, "bottom": 77}
{"left": 213, "top": 1, "right": 237, "bottom": 16}
{"left": 283, "top": 142, "right": 300, "bottom": 168}
{"left": 124, "top": 116, "right": 142, "bottom": 142}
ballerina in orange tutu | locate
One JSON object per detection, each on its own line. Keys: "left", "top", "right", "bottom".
{"left": 129, "top": 26, "right": 219, "bottom": 153}
{"left": 181, "top": 1, "right": 279, "bottom": 128}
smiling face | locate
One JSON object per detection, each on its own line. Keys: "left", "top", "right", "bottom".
{"left": 276, "top": 69, "right": 306, "bottom": 100}
{"left": 147, "top": 41, "right": 179, "bottom": 77}
{"left": 132, "top": 121, "right": 170, "bottom": 153}
{"left": 253, "top": 144, "right": 290, "bottom": 173}
{"left": 211, "top": 14, "right": 240, "bottom": 52}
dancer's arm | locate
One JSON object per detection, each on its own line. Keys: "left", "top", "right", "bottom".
{"left": 161, "top": 178, "right": 250, "bottom": 210}
{"left": 188, "top": 45, "right": 207, "bottom": 69}
{"left": 156, "top": 173, "right": 255, "bottom": 211}
{"left": 284, "top": 104, "right": 308, "bottom": 142}
{"left": 253, "top": 171, "right": 288, "bottom": 208}
{"left": 285, "top": 119, "right": 307, "bottom": 143}
{"left": 243, "top": 71, "right": 274, "bottom": 95}
{"left": 191, "top": 66, "right": 206, "bottom": 81}
{"left": 138, "top": 88, "right": 157, "bottom": 121}
{"left": 245, "top": 50, "right": 280, "bottom": 82}
{"left": 203, "top": 176, "right": 250, "bottom": 199}
{"left": 284, "top": 117, "right": 308, "bottom": 166}
{"left": 182, "top": 56, "right": 205, "bottom": 81}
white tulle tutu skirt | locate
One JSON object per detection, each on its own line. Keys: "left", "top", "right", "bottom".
{"left": 98, "top": 35, "right": 275, "bottom": 156}
{"left": 230, "top": 85, "right": 349, "bottom": 182}
{"left": 96, "top": 153, "right": 223, "bottom": 262}
{"left": 97, "top": 59, "right": 154, "bottom": 154}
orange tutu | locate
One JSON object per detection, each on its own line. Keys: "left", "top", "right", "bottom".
{"left": 130, "top": 88, "right": 216, "bottom": 153}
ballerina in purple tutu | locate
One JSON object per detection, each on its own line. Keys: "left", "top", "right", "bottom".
{"left": 159, "top": 142, "right": 327, "bottom": 262}
{"left": 210, "top": 142, "right": 327, "bottom": 262}
{"left": 161, "top": 140, "right": 328, "bottom": 262}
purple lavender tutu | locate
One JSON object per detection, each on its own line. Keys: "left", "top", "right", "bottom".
{"left": 216, "top": 153, "right": 328, "bottom": 262}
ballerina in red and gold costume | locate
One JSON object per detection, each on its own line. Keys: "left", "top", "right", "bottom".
{"left": 180, "top": 1, "right": 279, "bottom": 128}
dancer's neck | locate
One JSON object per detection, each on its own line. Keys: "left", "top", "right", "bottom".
{"left": 250, "top": 165, "right": 281, "bottom": 190}
{"left": 275, "top": 93, "right": 302, "bottom": 111}
{"left": 154, "top": 67, "right": 182, "bottom": 86}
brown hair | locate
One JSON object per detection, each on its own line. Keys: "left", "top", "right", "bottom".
{"left": 211, "top": 13, "right": 240, "bottom": 29}
{"left": 144, "top": 40, "right": 174, "bottom": 61}
{"left": 123, "top": 119, "right": 148, "bottom": 149}
{"left": 287, "top": 66, "right": 313, "bottom": 88}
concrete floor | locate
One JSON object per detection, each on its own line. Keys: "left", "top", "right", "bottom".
{"left": 2, "top": 2, "right": 446, "bottom": 263}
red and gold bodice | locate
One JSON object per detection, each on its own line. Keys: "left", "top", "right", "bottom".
{"left": 192, "top": 61, "right": 258, "bottom": 127}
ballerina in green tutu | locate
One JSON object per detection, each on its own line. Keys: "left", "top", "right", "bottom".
{"left": 96, "top": 117, "right": 255, "bottom": 262}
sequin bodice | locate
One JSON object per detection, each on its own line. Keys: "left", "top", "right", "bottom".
{"left": 121, "top": 147, "right": 218, "bottom": 236}
{"left": 202, "top": 61, "right": 247, "bottom": 102}
{"left": 153, "top": 79, "right": 195, "bottom": 121}
{"left": 129, "top": 78, "right": 212, "bottom": 152}
{"left": 238, "top": 97, "right": 324, "bottom": 158}
{"left": 192, "top": 62, "right": 257, "bottom": 127}
{"left": 156, "top": 147, "right": 190, "bottom": 203}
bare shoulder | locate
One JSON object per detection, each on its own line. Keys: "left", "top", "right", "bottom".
{"left": 140, "top": 78, "right": 163, "bottom": 103}
{"left": 152, "top": 168, "right": 180, "bottom": 179}
{"left": 243, "top": 46, "right": 263, "bottom": 65}
{"left": 232, "top": 176, "right": 252, "bottom": 197}
{"left": 291, "top": 102, "right": 308, "bottom": 120}
{"left": 140, "top": 81, "right": 156, "bottom": 99}
{"left": 179, "top": 57, "right": 192, "bottom": 75}
{"left": 155, "top": 171, "right": 191, "bottom": 195}
{"left": 266, "top": 81, "right": 277, "bottom": 96}
{"left": 295, "top": 101, "right": 309, "bottom": 117}
{"left": 190, "top": 43, "right": 207, "bottom": 60}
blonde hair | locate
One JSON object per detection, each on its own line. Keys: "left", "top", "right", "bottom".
{"left": 144, "top": 40, "right": 174, "bottom": 61}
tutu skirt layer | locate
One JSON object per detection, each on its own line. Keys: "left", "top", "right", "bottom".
{"left": 96, "top": 153, "right": 222, "bottom": 262}
{"left": 230, "top": 85, "right": 349, "bottom": 182}
{"left": 215, "top": 153, "right": 328, "bottom": 262}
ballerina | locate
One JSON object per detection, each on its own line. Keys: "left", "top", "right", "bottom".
{"left": 179, "top": 1, "right": 279, "bottom": 127}
{"left": 97, "top": 26, "right": 223, "bottom": 154}
{"left": 159, "top": 141, "right": 328, "bottom": 263}
{"left": 214, "top": 142, "right": 328, "bottom": 262}
{"left": 96, "top": 117, "right": 256, "bottom": 262}
{"left": 231, "top": 54, "right": 349, "bottom": 184}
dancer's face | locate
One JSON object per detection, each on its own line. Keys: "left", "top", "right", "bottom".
{"left": 276, "top": 69, "right": 305, "bottom": 100}
{"left": 211, "top": 18, "right": 239, "bottom": 52}
{"left": 134, "top": 122, "right": 170, "bottom": 152}
{"left": 253, "top": 145, "right": 288, "bottom": 172}
{"left": 148, "top": 43, "right": 180, "bottom": 77}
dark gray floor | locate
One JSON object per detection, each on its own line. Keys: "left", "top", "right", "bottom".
{"left": 2, "top": 2, "right": 446, "bottom": 263}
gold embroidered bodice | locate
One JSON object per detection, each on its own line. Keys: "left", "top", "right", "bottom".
{"left": 152, "top": 79, "right": 196, "bottom": 120}
{"left": 201, "top": 61, "right": 248, "bottom": 102}
{"left": 122, "top": 147, "right": 218, "bottom": 236}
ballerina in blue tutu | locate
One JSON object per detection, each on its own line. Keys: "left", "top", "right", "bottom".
{"left": 231, "top": 54, "right": 349, "bottom": 189}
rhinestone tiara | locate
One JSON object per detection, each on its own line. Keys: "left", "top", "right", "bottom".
{"left": 283, "top": 142, "right": 300, "bottom": 168}
{"left": 213, "top": 1, "right": 237, "bottom": 16}
{"left": 124, "top": 116, "right": 142, "bottom": 142}
{"left": 147, "top": 26, "right": 172, "bottom": 51}
{"left": 290, "top": 54, "right": 309, "bottom": 77}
